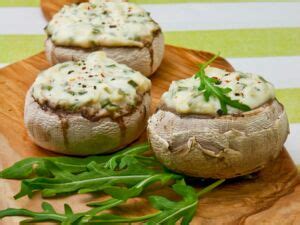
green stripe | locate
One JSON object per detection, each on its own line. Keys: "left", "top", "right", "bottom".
{"left": 165, "top": 28, "right": 300, "bottom": 58}
{"left": 0, "top": 0, "right": 299, "bottom": 7}
{"left": 276, "top": 89, "right": 300, "bottom": 124}
{"left": 1, "top": 28, "right": 300, "bottom": 62}
{"left": 0, "top": 35, "right": 45, "bottom": 63}
{"left": 0, "top": 36, "right": 299, "bottom": 123}
{"left": 0, "top": 0, "right": 39, "bottom": 7}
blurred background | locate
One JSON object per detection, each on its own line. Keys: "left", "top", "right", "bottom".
{"left": 0, "top": 0, "right": 299, "bottom": 163}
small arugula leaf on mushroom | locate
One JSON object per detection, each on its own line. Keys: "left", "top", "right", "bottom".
{"left": 195, "top": 53, "right": 251, "bottom": 115}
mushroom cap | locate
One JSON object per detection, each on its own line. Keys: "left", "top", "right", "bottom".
{"left": 45, "top": 32, "right": 164, "bottom": 77}
{"left": 147, "top": 99, "right": 289, "bottom": 179}
{"left": 24, "top": 88, "right": 151, "bottom": 155}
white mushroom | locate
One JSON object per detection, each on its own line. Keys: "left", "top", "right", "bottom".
{"left": 45, "top": 1, "right": 165, "bottom": 77}
{"left": 147, "top": 67, "right": 289, "bottom": 179}
{"left": 24, "top": 52, "right": 151, "bottom": 155}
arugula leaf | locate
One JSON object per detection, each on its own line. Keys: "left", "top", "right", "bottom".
{"left": 0, "top": 144, "right": 150, "bottom": 180}
{"left": 0, "top": 202, "right": 72, "bottom": 224}
{"left": 145, "top": 180, "right": 198, "bottom": 225}
{"left": 4, "top": 145, "right": 178, "bottom": 199}
{"left": 0, "top": 200, "right": 124, "bottom": 224}
{"left": 146, "top": 179, "right": 225, "bottom": 225}
{"left": 89, "top": 212, "right": 160, "bottom": 224}
{"left": 104, "top": 143, "right": 152, "bottom": 170}
{"left": 0, "top": 156, "right": 110, "bottom": 179}
{"left": 195, "top": 53, "right": 251, "bottom": 115}
{"left": 0, "top": 170, "right": 182, "bottom": 224}
{"left": 0, "top": 142, "right": 225, "bottom": 224}
{"left": 14, "top": 164, "right": 155, "bottom": 198}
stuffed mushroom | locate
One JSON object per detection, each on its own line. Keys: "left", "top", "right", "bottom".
{"left": 148, "top": 66, "right": 289, "bottom": 179}
{"left": 25, "top": 51, "right": 151, "bottom": 155}
{"left": 45, "top": 0, "right": 164, "bottom": 77}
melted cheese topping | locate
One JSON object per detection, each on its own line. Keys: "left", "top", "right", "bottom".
{"left": 32, "top": 52, "right": 151, "bottom": 117}
{"left": 162, "top": 67, "right": 275, "bottom": 115}
{"left": 45, "top": 1, "right": 160, "bottom": 48}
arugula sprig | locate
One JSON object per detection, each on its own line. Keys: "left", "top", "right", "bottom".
{"left": 13, "top": 157, "right": 179, "bottom": 199}
{"left": 145, "top": 179, "right": 225, "bottom": 225}
{"left": 0, "top": 202, "right": 70, "bottom": 224}
{"left": 195, "top": 53, "right": 251, "bottom": 115}
{"left": 0, "top": 180, "right": 224, "bottom": 224}
{"left": 104, "top": 143, "right": 159, "bottom": 170}
{"left": 0, "top": 143, "right": 226, "bottom": 224}
{"left": 0, "top": 143, "right": 150, "bottom": 180}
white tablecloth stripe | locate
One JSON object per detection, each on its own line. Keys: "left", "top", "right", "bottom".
{"left": 1, "top": 2, "right": 300, "bottom": 34}
{"left": 0, "top": 63, "right": 8, "bottom": 68}
{"left": 228, "top": 56, "right": 300, "bottom": 89}
{"left": 286, "top": 123, "right": 300, "bottom": 164}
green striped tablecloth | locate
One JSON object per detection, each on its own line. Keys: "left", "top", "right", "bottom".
{"left": 0, "top": 0, "right": 299, "bottom": 163}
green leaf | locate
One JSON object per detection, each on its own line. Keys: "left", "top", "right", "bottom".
{"left": 104, "top": 186, "right": 143, "bottom": 200}
{"left": 196, "top": 53, "right": 251, "bottom": 115}
{"left": 146, "top": 181, "right": 199, "bottom": 225}
{"left": 105, "top": 143, "right": 150, "bottom": 170}
{"left": 14, "top": 182, "right": 33, "bottom": 199}
{"left": 0, "top": 202, "right": 67, "bottom": 223}
{"left": 0, "top": 143, "right": 224, "bottom": 224}
{"left": 0, "top": 155, "right": 111, "bottom": 180}
{"left": 64, "top": 204, "right": 73, "bottom": 215}
{"left": 90, "top": 212, "right": 160, "bottom": 224}
{"left": 0, "top": 158, "right": 50, "bottom": 179}
{"left": 41, "top": 202, "right": 55, "bottom": 213}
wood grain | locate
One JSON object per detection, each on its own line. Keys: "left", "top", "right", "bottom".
{"left": 41, "top": 0, "right": 86, "bottom": 20}
{"left": 0, "top": 47, "right": 299, "bottom": 225}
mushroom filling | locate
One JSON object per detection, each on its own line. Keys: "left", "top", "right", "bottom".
{"left": 31, "top": 51, "right": 151, "bottom": 118}
{"left": 161, "top": 67, "right": 275, "bottom": 116}
{"left": 45, "top": 0, "right": 161, "bottom": 48}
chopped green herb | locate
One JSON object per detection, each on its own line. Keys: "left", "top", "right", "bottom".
{"left": 101, "top": 99, "right": 119, "bottom": 111}
{"left": 103, "top": 86, "right": 111, "bottom": 94}
{"left": 42, "top": 85, "right": 52, "bottom": 91}
{"left": 92, "top": 28, "right": 101, "bottom": 35}
{"left": 259, "top": 75, "right": 268, "bottom": 83}
{"left": 118, "top": 89, "right": 127, "bottom": 96}
{"left": 78, "top": 91, "right": 87, "bottom": 95}
{"left": 177, "top": 86, "right": 188, "bottom": 92}
{"left": 67, "top": 90, "right": 76, "bottom": 96}
{"left": 106, "top": 64, "right": 116, "bottom": 68}
{"left": 239, "top": 73, "right": 248, "bottom": 79}
{"left": 128, "top": 80, "right": 138, "bottom": 88}
{"left": 59, "top": 64, "right": 69, "bottom": 70}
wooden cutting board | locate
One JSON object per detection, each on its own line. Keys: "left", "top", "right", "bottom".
{"left": 0, "top": 1, "right": 300, "bottom": 224}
